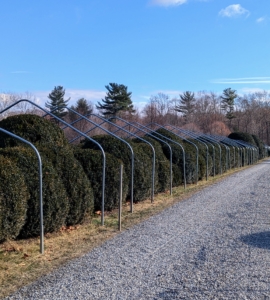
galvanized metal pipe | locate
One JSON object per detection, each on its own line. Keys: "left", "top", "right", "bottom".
{"left": 0, "top": 128, "right": 44, "bottom": 254}
{"left": 0, "top": 100, "right": 107, "bottom": 225}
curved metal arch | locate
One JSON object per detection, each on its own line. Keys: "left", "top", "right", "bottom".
{"left": 104, "top": 118, "right": 174, "bottom": 194}
{"left": 170, "top": 127, "right": 209, "bottom": 180}
{"left": 43, "top": 108, "right": 136, "bottom": 212}
{"left": 154, "top": 124, "right": 199, "bottom": 184}
{"left": 182, "top": 129, "right": 217, "bottom": 177}
{"left": 0, "top": 127, "right": 44, "bottom": 254}
{"left": 130, "top": 122, "right": 187, "bottom": 189}
{"left": 0, "top": 99, "right": 107, "bottom": 225}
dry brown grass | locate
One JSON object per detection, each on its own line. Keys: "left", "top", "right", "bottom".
{"left": 0, "top": 165, "right": 252, "bottom": 299}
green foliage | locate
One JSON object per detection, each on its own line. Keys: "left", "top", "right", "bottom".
{"left": 0, "top": 156, "right": 29, "bottom": 242}
{"left": 74, "top": 148, "right": 128, "bottom": 211}
{"left": 221, "top": 88, "right": 237, "bottom": 122}
{"left": 39, "top": 146, "right": 94, "bottom": 225}
{"left": 151, "top": 129, "right": 201, "bottom": 184}
{"left": 228, "top": 131, "right": 262, "bottom": 164}
{"left": 0, "top": 147, "right": 69, "bottom": 238}
{"left": 192, "top": 139, "right": 213, "bottom": 179}
{"left": 96, "top": 83, "right": 135, "bottom": 118}
{"left": 0, "top": 114, "right": 68, "bottom": 148}
{"left": 133, "top": 136, "right": 171, "bottom": 193}
{"left": 228, "top": 132, "right": 256, "bottom": 146}
{"left": 174, "top": 91, "right": 196, "bottom": 122}
{"left": 68, "top": 98, "right": 93, "bottom": 131}
{"left": 45, "top": 86, "right": 70, "bottom": 118}
{"left": 82, "top": 135, "right": 153, "bottom": 202}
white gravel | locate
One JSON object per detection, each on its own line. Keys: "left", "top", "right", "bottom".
{"left": 5, "top": 160, "right": 270, "bottom": 299}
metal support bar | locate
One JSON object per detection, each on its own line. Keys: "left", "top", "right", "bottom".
{"left": 0, "top": 128, "right": 44, "bottom": 254}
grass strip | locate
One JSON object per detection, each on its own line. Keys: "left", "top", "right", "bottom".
{"left": 0, "top": 164, "right": 255, "bottom": 299}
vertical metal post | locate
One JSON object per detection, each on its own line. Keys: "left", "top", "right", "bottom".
{"left": 118, "top": 164, "right": 123, "bottom": 231}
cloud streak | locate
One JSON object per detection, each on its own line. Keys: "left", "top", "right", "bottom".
{"left": 10, "top": 71, "right": 30, "bottom": 74}
{"left": 256, "top": 17, "right": 266, "bottom": 23}
{"left": 219, "top": 4, "right": 250, "bottom": 18}
{"left": 150, "top": 0, "right": 187, "bottom": 7}
{"left": 211, "top": 77, "right": 270, "bottom": 84}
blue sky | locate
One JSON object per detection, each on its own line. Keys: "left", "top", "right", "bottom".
{"left": 0, "top": 0, "right": 269, "bottom": 109}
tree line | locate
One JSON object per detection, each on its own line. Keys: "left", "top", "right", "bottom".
{"left": 1, "top": 84, "right": 270, "bottom": 144}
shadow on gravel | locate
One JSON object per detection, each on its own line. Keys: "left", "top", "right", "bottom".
{"left": 240, "top": 231, "right": 270, "bottom": 249}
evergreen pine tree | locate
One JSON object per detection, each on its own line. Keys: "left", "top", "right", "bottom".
{"left": 68, "top": 98, "right": 93, "bottom": 132}
{"left": 174, "top": 91, "right": 196, "bottom": 122}
{"left": 96, "top": 83, "right": 135, "bottom": 119}
{"left": 221, "top": 88, "right": 237, "bottom": 125}
{"left": 46, "top": 86, "right": 70, "bottom": 119}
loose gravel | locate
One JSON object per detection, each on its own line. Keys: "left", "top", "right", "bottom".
{"left": 5, "top": 160, "right": 270, "bottom": 299}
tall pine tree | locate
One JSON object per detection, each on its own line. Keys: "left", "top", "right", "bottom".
{"left": 174, "top": 91, "right": 196, "bottom": 123}
{"left": 220, "top": 88, "right": 237, "bottom": 126}
{"left": 46, "top": 86, "right": 70, "bottom": 119}
{"left": 96, "top": 83, "right": 135, "bottom": 119}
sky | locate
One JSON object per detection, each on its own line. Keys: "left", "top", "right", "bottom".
{"left": 0, "top": 0, "right": 270, "bottom": 110}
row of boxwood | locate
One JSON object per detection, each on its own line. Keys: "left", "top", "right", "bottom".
{"left": 0, "top": 114, "right": 265, "bottom": 242}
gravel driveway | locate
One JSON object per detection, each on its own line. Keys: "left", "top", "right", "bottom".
{"left": 5, "top": 160, "right": 270, "bottom": 300}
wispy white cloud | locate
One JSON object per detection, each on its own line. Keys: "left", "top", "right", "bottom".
{"left": 219, "top": 4, "right": 250, "bottom": 18}
{"left": 257, "top": 17, "right": 265, "bottom": 23}
{"left": 256, "top": 16, "right": 268, "bottom": 24}
{"left": 239, "top": 87, "right": 270, "bottom": 94}
{"left": 10, "top": 71, "right": 30, "bottom": 74}
{"left": 211, "top": 77, "right": 270, "bottom": 84}
{"left": 150, "top": 0, "right": 187, "bottom": 7}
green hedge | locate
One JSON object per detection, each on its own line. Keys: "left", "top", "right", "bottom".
{"left": 151, "top": 129, "right": 200, "bottom": 184}
{"left": 0, "top": 147, "right": 69, "bottom": 238}
{"left": 228, "top": 132, "right": 259, "bottom": 165}
{"left": 133, "top": 136, "right": 171, "bottom": 193}
{"left": 0, "top": 155, "right": 29, "bottom": 242}
{"left": 0, "top": 114, "right": 68, "bottom": 148}
{"left": 74, "top": 148, "right": 128, "bottom": 211}
{"left": 82, "top": 135, "right": 153, "bottom": 202}
{"left": 39, "top": 146, "right": 94, "bottom": 225}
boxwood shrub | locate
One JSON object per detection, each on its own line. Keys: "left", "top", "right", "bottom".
{"left": 151, "top": 129, "right": 200, "bottom": 184}
{"left": 74, "top": 148, "right": 128, "bottom": 211}
{"left": 0, "top": 155, "right": 29, "bottom": 242}
{"left": 0, "top": 147, "right": 69, "bottom": 238}
{"left": 82, "top": 135, "right": 153, "bottom": 202}
{"left": 39, "top": 146, "right": 94, "bottom": 225}
{"left": 132, "top": 136, "right": 171, "bottom": 193}
{"left": 0, "top": 114, "right": 68, "bottom": 148}
{"left": 228, "top": 132, "right": 258, "bottom": 165}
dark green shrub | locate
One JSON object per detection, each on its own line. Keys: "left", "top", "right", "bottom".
{"left": 228, "top": 132, "right": 257, "bottom": 165}
{"left": 0, "top": 147, "right": 69, "bottom": 238}
{"left": 151, "top": 129, "right": 199, "bottom": 184}
{"left": 74, "top": 148, "right": 128, "bottom": 211}
{"left": 0, "top": 156, "right": 29, "bottom": 242}
{"left": 0, "top": 114, "right": 68, "bottom": 148}
{"left": 83, "top": 135, "right": 153, "bottom": 202}
{"left": 39, "top": 146, "right": 94, "bottom": 225}
{"left": 191, "top": 140, "right": 213, "bottom": 179}
{"left": 133, "top": 136, "right": 171, "bottom": 193}
{"left": 228, "top": 132, "right": 256, "bottom": 146}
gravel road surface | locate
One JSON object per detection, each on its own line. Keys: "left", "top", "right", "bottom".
{"left": 5, "top": 161, "right": 270, "bottom": 299}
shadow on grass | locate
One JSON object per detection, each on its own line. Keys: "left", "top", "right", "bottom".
{"left": 240, "top": 231, "right": 270, "bottom": 250}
